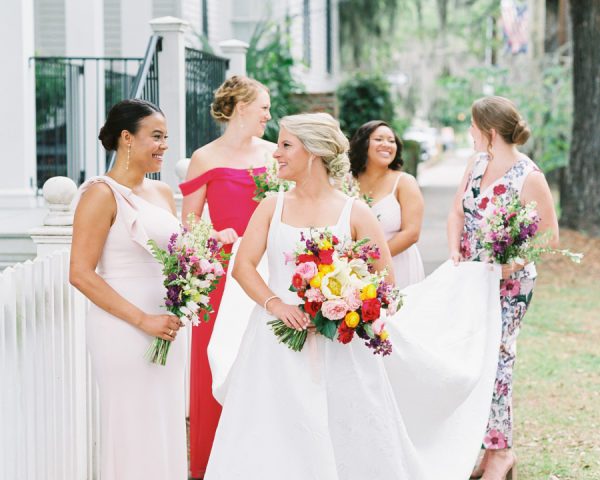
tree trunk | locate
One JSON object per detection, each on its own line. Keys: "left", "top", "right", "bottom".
{"left": 560, "top": 0, "right": 600, "bottom": 235}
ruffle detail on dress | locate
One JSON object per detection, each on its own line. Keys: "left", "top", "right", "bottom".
{"left": 74, "top": 176, "right": 154, "bottom": 255}
{"left": 179, "top": 166, "right": 267, "bottom": 196}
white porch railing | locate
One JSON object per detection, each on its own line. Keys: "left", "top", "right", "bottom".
{"left": 0, "top": 250, "right": 100, "bottom": 480}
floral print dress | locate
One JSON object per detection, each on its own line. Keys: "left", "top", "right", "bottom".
{"left": 461, "top": 153, "right": 540, "bottom": 449}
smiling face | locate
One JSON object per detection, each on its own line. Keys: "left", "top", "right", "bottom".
{"left": 126, "top": 113, "right": 168, "bottom": 173}
{"left": 240, "top": 88, "right": 271, "bottom": 137}
{"left": 366, "top": 125, "right": 397, "bottom": 168}
{"left": 273, "top": 127, "right": 311, "bottom": 182}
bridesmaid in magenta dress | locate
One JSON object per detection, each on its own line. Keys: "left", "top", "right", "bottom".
{"left": 180, "top": 76, "right": 274, "bottom": 479}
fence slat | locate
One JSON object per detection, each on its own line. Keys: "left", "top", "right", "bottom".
{"left": 1, "top": 250, "right": 97, "bottom": 479}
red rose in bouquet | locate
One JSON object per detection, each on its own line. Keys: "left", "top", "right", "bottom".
{"left": 297, "top": 253, "right": 316, "bottom": 264}
{"left": 318, "top": 249, "right": 334, "bottom": 265}
{"left": 304, "top": 300, "right": 322, "bottom": 318}
{"left": 337, "top": 320, "right": 355, "bottom": 344}
{"left": 361, "top": 298, "right": 382, "bottom": 322}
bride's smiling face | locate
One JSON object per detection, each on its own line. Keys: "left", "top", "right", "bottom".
{"left": 274, "top": 127, "right": 311, "bottom": 181}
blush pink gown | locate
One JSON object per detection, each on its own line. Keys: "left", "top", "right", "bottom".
{"left": 79, "top": 176, "right": 187, "bottom": 480}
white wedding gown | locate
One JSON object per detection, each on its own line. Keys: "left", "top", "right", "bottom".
{"left": 207, "top": 192, "right": 502, "bottom": 479}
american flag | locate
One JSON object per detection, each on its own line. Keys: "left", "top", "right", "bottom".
{"left": 500, "top": 0, "right": 529, "bottom": 54}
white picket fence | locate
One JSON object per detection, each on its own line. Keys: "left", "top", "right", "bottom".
{"left": 0, "top": 250, "right": 100, "bottom": 480}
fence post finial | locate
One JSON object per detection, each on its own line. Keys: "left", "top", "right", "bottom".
{"left": 219, "top": 39, "right": 249, "bottom": 77}
{"left": 29, "top": 176, "right": 77, "bottom": 257}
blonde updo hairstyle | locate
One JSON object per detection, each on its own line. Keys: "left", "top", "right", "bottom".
{"left": 210, "top": 75, "right": 269, "bottom": 123}
{"left": 279, "top": 113, "right": 350, "bottom": 180}
{"left": 471, "top": 96, "right": 531, "bottom": 157}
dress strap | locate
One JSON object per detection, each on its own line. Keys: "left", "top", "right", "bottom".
{"left": 466, "top": 153, "right": 488, "bottom": 192}
{"left": 179, "top": 169, "right": 218, "bottom": 196}
{"left": 74, "top": 176, "right": 154, "bottom": 254}
{"left": 512, "top": 157, "right": 541, "bottom": 195}
{"left": 335, "top": 197, "right": 355, "bottom": 230}
{"left": 272, "top": 189, "right": 285, "bottom": 227}
{"left": 390, "top": 173, "right": 402, "bottom": 195}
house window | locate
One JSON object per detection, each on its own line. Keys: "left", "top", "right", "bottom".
{"left": 326, "top": 0, "right": 332, "bottom": 73}
{"left": 303, "top": 0, "right": 311, "bottom": 66}
{"left": 202, "top": 0, "right": 209, "bottom": 37}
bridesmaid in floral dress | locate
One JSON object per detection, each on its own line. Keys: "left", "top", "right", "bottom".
{"left": 448, "top": 96, "right": 559, "bottom": 480}
{"left": 180, "top": 76, "right": 275, "bottom": 479}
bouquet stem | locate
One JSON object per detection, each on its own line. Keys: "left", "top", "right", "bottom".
{"left": 268, "top": 319, "right": 309, "bottom": 352}
{"left": 145, "top": 338, "right": 172, "bottom": 366}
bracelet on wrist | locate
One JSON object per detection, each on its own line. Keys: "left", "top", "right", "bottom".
{"left": 263, "top": 295, "right": 280, "bottom": 314}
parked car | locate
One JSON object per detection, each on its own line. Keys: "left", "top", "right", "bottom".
{"left": 403, "top": 126, "right": 439, "bottom": 162}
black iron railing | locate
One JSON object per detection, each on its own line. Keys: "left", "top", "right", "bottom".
{"left": 185, "top": 48, "right": 229, "bottom": 156}
{"left": 32, "top": 56, "right": 143, "bottom": 188}
{"left": 107, "top": 35, "right": 162, "bottom": 175}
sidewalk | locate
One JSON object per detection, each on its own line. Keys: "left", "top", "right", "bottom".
{"left": 416, "top": 148, "right": 472, "bottom": 274}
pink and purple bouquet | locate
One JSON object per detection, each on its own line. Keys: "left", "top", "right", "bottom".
{"left": 249, "top": 158, "right": 293, "bottom": 202}
{"left": 268, "top": 229, "right": 403, "bottom": 355}
{"left": 147, "top": 215, "right": 228, "bottom": 365}
{"left": 478, "top": 196, "right": 582, "bottom": 265}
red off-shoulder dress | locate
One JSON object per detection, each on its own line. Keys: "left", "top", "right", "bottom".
{"left": 179, "top": 166, "right": 266, "bottom": 478}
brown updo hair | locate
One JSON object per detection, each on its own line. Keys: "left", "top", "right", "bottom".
{"left": 210, "top": 75, "right": 269, "bottom": 123}
{"left": 98, "top": 99, "right": 163, "bottom": 151}
{"left": 471, "top": 96, "right": 531, "bottom": 155}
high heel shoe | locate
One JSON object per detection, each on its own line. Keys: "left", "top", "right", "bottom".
{"left": 481, "top": 452, "right": 517, "bottom": 480}
{"left": 506, "top": 461, "right": 518, "bottom": 480}
{"left": 470, "top": 450, "right": 488, "bottom": 478}
{"left": 470, "top": 465, "right": 485, "bottom": 479}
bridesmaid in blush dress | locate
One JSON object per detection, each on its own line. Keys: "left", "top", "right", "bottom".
{"left": 180, "top": 75, "right": 275, "bottom": 479}
{"left": 350, "top": 121, "right": 425, "bottom": 288}
{"left": 70, "top": 99, "right": 187, "bottom": 480}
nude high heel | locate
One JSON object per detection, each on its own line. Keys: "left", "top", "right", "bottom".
{"left": 506, "top": 461, "right": 518, "bottom": 480}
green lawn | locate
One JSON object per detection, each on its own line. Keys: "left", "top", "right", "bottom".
{"left": 514, "top": 253, "right": 600, "bottom": 479}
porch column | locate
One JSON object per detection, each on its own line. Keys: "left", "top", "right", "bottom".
{"left": 150, "top": 16, "right": 189, "bottom": 190}
{"left": 65, "top": 0, "right": 105, "bottom": 179}
{"left": 0, "top": 0, "right": 37, "bottom": 207}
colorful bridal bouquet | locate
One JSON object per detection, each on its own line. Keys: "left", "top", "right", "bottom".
{"left": 478, "top": 195, "right": 583, "bottom": 265}
{"left": 340, "top": 173, "right": 374, "bottom": 206}
{"left": 146, "top": 215, "right": 228, "bottom": 365}
{"left": 249, "top": 157, "right": 293, "bottom": 202}
{"left": 268, "top": 229, "right": 403, "bottom": 356}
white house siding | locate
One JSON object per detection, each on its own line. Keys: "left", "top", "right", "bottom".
{"left": 34, "top": 0, "right": 65, "bottom": 55}
{"left": 208, "top": 0, "right": 233, "bottom": 53}
{"left": 293, "top": 0, "right": 340, "bottom": 93}
{"left": 182, "top": 0, "right": 203, "bottom": 50}
{"left": 104, "top": 0, "right": 121, "bottom": 56}
{"left": 230, "top": 0, "right": 272, "bottom": 43}
{"left": 153, "top": 0, "right": 180, "bottom": 17}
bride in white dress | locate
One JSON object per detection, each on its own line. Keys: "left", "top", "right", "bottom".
{"left": 205, "top": 113, "right": 419, "bottom": 478}
{"left": 206, "top": 113, "right": 503, "bottom": 480}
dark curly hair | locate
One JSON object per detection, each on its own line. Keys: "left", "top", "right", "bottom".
{"left": 98, "top": 99, "right": 163, "bottom": 151}
{"left": 349, "top": 120, "right": 403, "bottom": 177}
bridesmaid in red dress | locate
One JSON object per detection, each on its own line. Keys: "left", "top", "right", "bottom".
{"left": 180, "top": 75, "right": 274, "bottom": 479}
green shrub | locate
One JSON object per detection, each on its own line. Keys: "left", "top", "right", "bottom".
{"left": 337, "top": 74, "right": 394, "bottom": 138}
{"left": 246, "top": 20, "right": 305, "bottom": 142}
{"left": 402, "top": 139, "right": 420, "bottom": 177}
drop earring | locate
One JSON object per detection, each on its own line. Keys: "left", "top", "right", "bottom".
{"left": 126, "top": 144, "right": 131, "bottom": 171}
